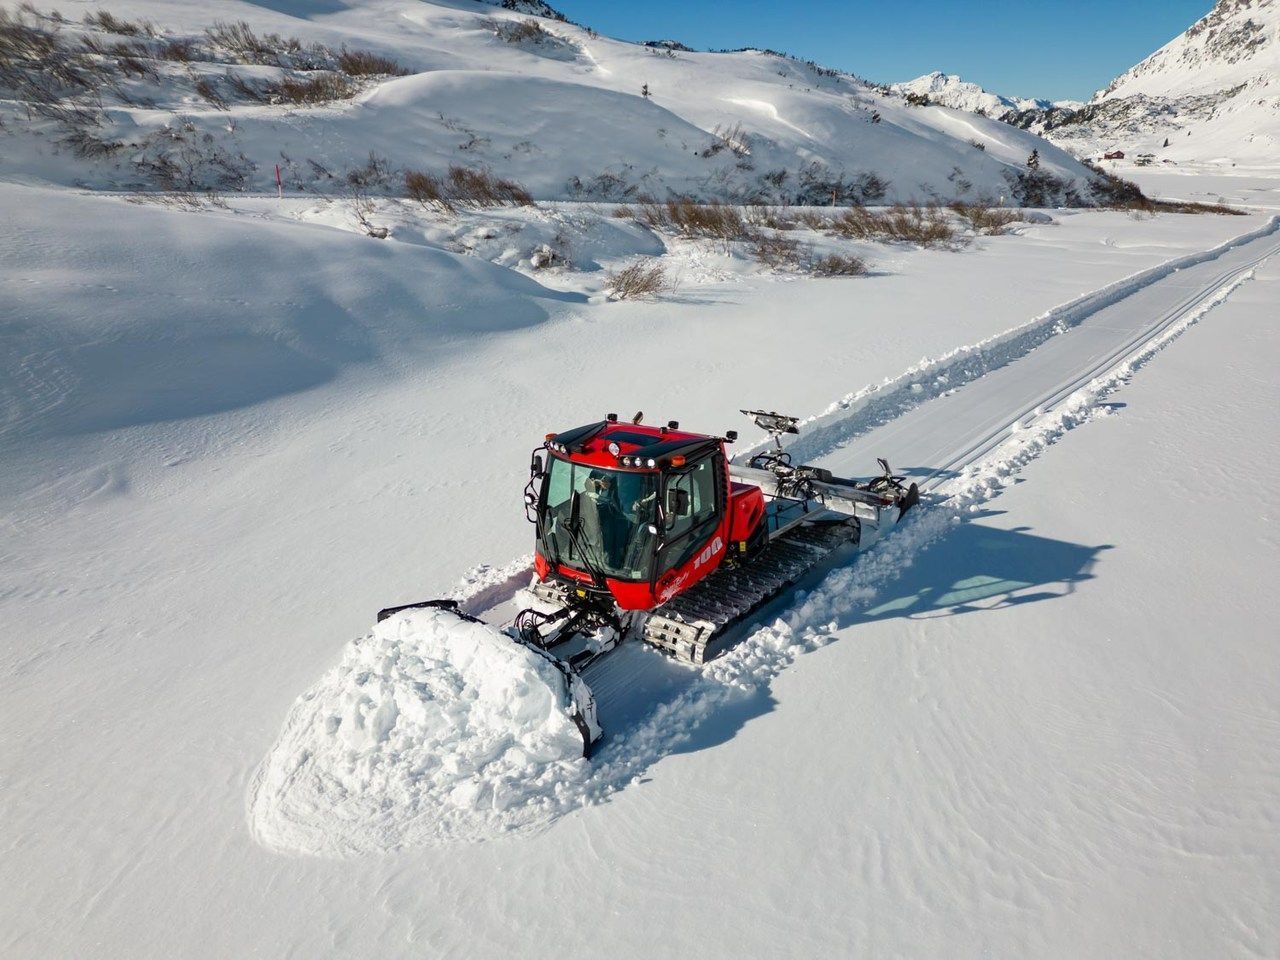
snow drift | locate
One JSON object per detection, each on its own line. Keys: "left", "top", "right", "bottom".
{"left": 247, "top": 606, "right": 589, "bottom": 856}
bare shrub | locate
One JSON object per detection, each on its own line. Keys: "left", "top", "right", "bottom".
{"left": 336, "top": 46, "right": 408, "bottom": 76}
{"left": 194, "top": 76, "right": 227, "bottom": 109}
{"left": 277, "top": 72, "right": 353, "bottom": 103}
{"left": 1003, "top": 167, "right": 1069, "bottom": 207}
{"left": 83, "top": 10, "right": 146, "bottom": 36}
{"left": 745, "top": 205, "right": 795, "bottom": 231}
{"left": 967, "top": 138, "right": 986, "bottom": 151}
{"left": 606, "top": 261, "right": 668, "bottom": 300}
{"left": 950, "top": 201, "right": 1021, "bottom": 235}
{"left": 60, "top": 126, "right": 122, "bottom": 157}
{"left": 157, "top": 38, "right": 196, "bottom": 61}
{"left": 495, "top": 18, "right": 550, "bottom": 43}
{"left": 205, "top": 20, "right": 272, "bottom": 62}
{"left": 704, "top": 121, "right": 750, "bottom": 158}
{"left": 747, "top": 228, "right": 802, "bottom": 269}
{"left": 795, "top": 210, "right": 832, "bottom": 231}
{"left": 1146, "top": 199, "right": 1243, "bottom": 216}
{"left": 2, "top": 8, "right": 60, "bottom": 66}
{"left": 225, "top": 70, "right": 266, "bottom": 101}
{"left": 345, "top": 151, "right": 392, "bottom": 189}
{"left": 790, "top": 162, "right": 889, "bottom": 206}
{"left": 445, "top": 165, "right": 532, "bottom": 206}
{"left": 116, "top": 52, "right": 155, "bottom": 79}
{"left": 881, "top": 203, "right": 958, "bottom": 245}
{"left": 1085, "top": 166, "right": 1243, "bottom": 216}
{"left": 640, "top": 199, "right": 746, "bottom": 240}
{"left": 828, "top": 206, "right": 879, "bottom": 240}
{"left": 133, "top": 119, "right": 254, "bottom": 191}
{"left": 810, "top": 253, "right": 868, "bottom": 276}
{"left": 2, "top": 9, "right": 106, "bottom": 113}
{"left": 404, "top": 169, "right": 454, "bottom": 212}
{"left": 612, "top": 205, "right": 634, "bottom": 218}
{"left": 831, "top": 203, "right": 959, "bottom": 247}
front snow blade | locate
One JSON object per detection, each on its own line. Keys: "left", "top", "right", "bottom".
{"left": 377, "top": 597, "right": 476, "bottom": 623}
{"left": 376, "top": 597, "right": 602, "bottom": 758}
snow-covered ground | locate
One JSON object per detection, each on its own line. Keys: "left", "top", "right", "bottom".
{"left": 3, "top": 174, "right": 1277, "bottom": 954}
{"left": 4, "top": 1, "right": 1280, "bottom": 957}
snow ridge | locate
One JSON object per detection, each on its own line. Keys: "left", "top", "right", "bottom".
{"left": 890, "top": 72, "right": 1077, "bottom": 118}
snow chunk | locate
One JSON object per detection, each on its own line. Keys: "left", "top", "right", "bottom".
{"left": 247, "top": 607, "right": 588, "bottom": 856}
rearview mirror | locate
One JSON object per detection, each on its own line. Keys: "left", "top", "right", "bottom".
{"left": 666, "top": 488, "right": 691, "bottom": 517}
{"left": 530, "top": 452, "right": 544, "bottom": 478}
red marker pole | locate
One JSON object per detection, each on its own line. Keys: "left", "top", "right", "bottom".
{"left": 274, "top": 163, "right": 283, "bottom": 200}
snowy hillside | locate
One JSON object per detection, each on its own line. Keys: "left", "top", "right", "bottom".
{"left": 890, "top": 71, "right": 1080, "bottom": 119}
{"left": 0, "top": 0, "right": 1111, "bottom": 204}
{"left": 1019, "top": 0, "right": 1280, "bottom": 166}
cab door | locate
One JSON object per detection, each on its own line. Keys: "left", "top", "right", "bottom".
{"left": 656, "top": 451, "right": 728, "bottom": 588}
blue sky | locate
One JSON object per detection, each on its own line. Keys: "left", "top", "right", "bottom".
{"left": 550, "top": 0, "right": 1213, "bottom": 102}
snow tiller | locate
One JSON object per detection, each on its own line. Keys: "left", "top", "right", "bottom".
{"left": 379, "top": 410, "right": 918, "bottom": 756}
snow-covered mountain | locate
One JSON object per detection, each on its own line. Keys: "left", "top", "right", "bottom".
{"left": 1020, "top": 0, "right": 1280, "bottom": 165}
{"left": 890, "top": 71, "right": 1080, "bottom": 119}
{"left": 0, "top": 0, "right": 1111, "bottom": 205}
{"left": 895, "top": 3, "right": 1279, "bottom": 168}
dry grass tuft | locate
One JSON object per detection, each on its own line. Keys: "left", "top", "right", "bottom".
{"left": 810, "top": 253, "right": 868, "bottom": 276}
{"left": 606, "top": 261, "right": 668, "bottom": 300}
{"left": 639, "top": 199, "right": 747, "bottom": 240}
{"left": 747, "top": 228, "right": 802, "bottom": 269}
{"left": 745, "top": 205, "right": 795, "bottom": 231}
{"left": 336, "top": 46, "right": 408, "bottom": 76}
{"left": 831, "top": 203, "right": 959, "bottom": 247}
{"left": 83, "top": 10, "right": 147, "bottom": 36}
{"left": 156, "top": 37, "right": 196, "bottom": 61}
{"left": 495, "top": 18, "right": 550, "bottom": 43}
{"left": 194, "top": 76, "right": 227, "bottom": 109}
{"left": 404, "top": 170, "right": 454, "bottom": 211}
{"left": 277, "top": 72, "right": 353, "bottom": 103}
{"left": 794, "top": 210, "right": 833, "bottom": 231}
{"left": 949, "top": 201, "right": 1022, "bottom": 235}
{"left": 445, "top": 165, "right": 532, "bottom": 206}
{"left": 402, "top": 165, "right": 533, "bottom": 210}
{"left": 205, "top": 20, "right": 272, "bottom": 60}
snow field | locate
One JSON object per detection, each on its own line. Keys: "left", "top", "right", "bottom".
{"left": 238, "top": 217, "right": 1278, "bottom": 858}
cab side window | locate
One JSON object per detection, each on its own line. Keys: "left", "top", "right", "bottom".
{"left": 660, "top": 455, "right": 721, "bottom": 571}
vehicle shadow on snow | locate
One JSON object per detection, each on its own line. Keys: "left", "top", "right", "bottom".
{"left": 658, "top": 511, "right": 1113, "bottom": 760}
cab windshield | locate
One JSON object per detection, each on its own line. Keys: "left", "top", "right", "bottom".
{"left": 540, "top": 458, "right": 658, "bottom": 581}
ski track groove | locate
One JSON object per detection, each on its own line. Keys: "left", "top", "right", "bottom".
{"left": 248, "top": 219, "right": 1277, "bottom": 855}
{"left": 916, "top": 234, "right": 1280, "bottom": 489}
{"left": 776, "top": 215, "right": 1280, "bottom": 470}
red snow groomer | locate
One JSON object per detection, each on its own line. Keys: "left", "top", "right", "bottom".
{"left": 380, "top": 410, "right": 918, "bottom": 755}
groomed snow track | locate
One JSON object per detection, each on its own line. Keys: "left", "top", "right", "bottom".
{"left": 579, "top": 216, "right": 1280, "bottom": 756}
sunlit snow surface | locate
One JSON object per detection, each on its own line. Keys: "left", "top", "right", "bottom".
{"left": 246, "top": 221, "right": 1270, "bottom": 856}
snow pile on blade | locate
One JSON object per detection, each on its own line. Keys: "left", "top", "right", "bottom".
{"left": 247, "top": 607, "right": 589, "bottom": 856}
